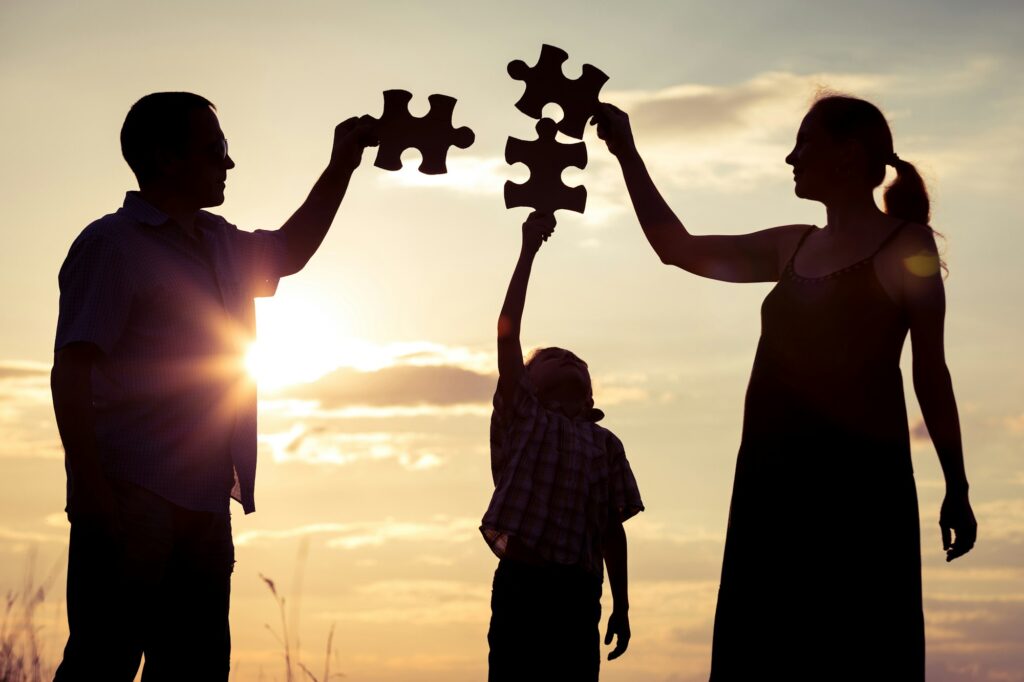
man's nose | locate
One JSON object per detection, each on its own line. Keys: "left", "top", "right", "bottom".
{"left": 225, "top": 154, "right": 236, "bottom": 170}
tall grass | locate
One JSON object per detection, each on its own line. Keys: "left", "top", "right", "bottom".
{"left": 0, "top": 551, "right": 65, "bottom": 682}
{"left": 1, "top": 543, "right": 344, "bottom": 682}
{"left": 259, "top": 539, "right": 344, "bottom": 681}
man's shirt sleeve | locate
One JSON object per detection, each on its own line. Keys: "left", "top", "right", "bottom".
{"left": 55, "top": 232, "right": 135, "bottom": 355}
{"left": 227, "top": 227, "right": 291, "bottom": 298}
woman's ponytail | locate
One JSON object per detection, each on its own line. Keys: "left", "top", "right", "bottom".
{"left": 884, "top": 156, "right": 930, "bottom": 225}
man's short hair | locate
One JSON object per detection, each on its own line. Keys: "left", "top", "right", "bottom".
{"left": 120, "top": 92, "right": 215, "bottom": 184}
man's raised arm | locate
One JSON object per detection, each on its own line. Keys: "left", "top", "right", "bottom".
{"left": 276, "top": 116, "right": 378, "bottom": 275}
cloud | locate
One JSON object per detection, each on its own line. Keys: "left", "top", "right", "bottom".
{"left": 277, "top": 364, "right": 495, "bottom": 409}
{"left": 911, "top": 418, "right": 931, "bottom": 442}
{"left": 234, "top": 515, "right": 479, "bottom": 550}
{"left": 1003, "top": 414, "right": 1024, "bottom": 435}
{"left": 376, "top": 155, "right": 506, "bottom": 196}
{"left": 926, "top": 594, "right": 1024, "bottom": 681}
{"left": 0, "top": 362, "right": 48, "bottom": 380}
{"left": 0, "top": 364, "right": 61, "bottom": 460}
{"left": 259, "top": 425, "right": 448, "bottom": 469}
{"left": 325, "top": 579, "right": 489, "bottom": 626}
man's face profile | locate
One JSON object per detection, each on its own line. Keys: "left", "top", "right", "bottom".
{"left": 161, "top": 105, "right": 235, "bottom": 209}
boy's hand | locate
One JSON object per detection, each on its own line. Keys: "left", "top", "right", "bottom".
{"left": 604, "top": 609, "right": 631, "bottom": 660}
{"left": 329, "top": 115, "right": 379, "bottom": 172}
{"left": 590, "top": 103, "right": 636, "bottom": 158}
{"left": 522, "top": 210, "right": 556, "bottom": 254}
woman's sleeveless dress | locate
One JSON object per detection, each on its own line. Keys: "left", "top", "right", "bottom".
{"left": 709, "top": 223, "right": 925, "bottom": 681}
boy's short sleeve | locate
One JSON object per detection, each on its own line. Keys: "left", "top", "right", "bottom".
{"left": 55, "top": 233, "right": 135, "bottom": 355}
{"left": 607, "top": 433, "right": 645, "bottom": 522}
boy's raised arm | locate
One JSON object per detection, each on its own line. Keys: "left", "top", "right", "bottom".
{"left": 496, "top": 211, "right": 556, "bottom": 406}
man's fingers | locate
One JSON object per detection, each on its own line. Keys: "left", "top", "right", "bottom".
{"left": 941, "top": 524, "right": 952, "bottom": 551}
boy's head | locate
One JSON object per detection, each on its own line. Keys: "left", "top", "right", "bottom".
{"left": 525, "top": 347, "right": 594, "bottom": 409}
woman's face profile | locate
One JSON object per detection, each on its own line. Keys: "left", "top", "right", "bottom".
{"left": 785, "top": 112, "right": 844, "bottom": 202}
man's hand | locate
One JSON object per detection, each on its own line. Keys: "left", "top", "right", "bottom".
{"left": 71, "top": 476, "right": 123, "bottom": 539}
{"left": 522, "top": 210, "right": 555, "bottom": 255}
{"left": 328, "top": 115, "right": 379, "bottom": 172}
{"left": 604, "top": 609, "right": 631, "bottom": 660}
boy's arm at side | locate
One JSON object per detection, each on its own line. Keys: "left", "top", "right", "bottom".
{"left": 604, "top": 514, "right": 631, "bottom": 660}
{"left": 496, "top": 212, "right": 555, "bottom": 406}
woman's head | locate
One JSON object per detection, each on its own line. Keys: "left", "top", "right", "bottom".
{"left": 786, "top": 94, "right": 930, "bottom": 225}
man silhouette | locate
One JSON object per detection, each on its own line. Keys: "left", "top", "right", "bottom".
{"left": 50, "top": 92, "right": 375, "bottom": 681}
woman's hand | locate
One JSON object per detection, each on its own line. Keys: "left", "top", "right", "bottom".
{"left": 591, "top": 103, "right": 637, "bottom": 158}
{"left": 521, "top": 210, "right": 556, "bottom": 255}
{"left": 940, "top": 490, "right": 977, "bottom": 561}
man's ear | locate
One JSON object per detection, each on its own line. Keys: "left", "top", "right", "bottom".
{"left": 151, "top": 144, "right": 183, "bottom": 181}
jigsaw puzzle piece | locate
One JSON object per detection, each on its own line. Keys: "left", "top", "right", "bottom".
{"left": 372, "top": 89, "right": 475, "bottom": 175}
{"left": 504, "top": 118, "right": 587, "bottom": 215}
{"left": 507, "top": 44, "right": 608, "bottom": 139}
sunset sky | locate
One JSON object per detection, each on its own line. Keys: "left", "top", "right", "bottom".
{"left": 2, "top": 1, "right": 1023, "bottom": 680}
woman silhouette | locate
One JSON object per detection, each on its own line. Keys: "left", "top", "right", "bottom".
{"left": 594, "top": 94, "right": 977, "bottom": 680}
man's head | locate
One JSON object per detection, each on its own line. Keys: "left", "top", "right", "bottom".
{"left": 120, "top": 92, "right": 234, "bottom": 208}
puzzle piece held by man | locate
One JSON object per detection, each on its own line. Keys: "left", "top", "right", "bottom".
{"left": 370, "top": 89, "right": 475, "bottom": 175}
{"left": 504, "top": 118, "right": 587, "bottom": 216}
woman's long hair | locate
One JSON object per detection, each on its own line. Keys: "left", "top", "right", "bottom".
{"left": 810, "top": 94, "right": 929, "bottom": 224}
{"left": 811, "top": 94, "right": 944, "bottom": 272}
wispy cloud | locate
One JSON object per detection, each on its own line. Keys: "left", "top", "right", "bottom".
{"left": 259, "top": 425, "right": 448, "bottom": 469}
{"left": 276, "top": 364, "right": 494, "bottom": 409}
{"left": 324, "top": 579, "right": 489, "bottom": 626}
{"left": 0, "top": 362, "right": 61, "bottom": 460}
{"left": 234, "top": 515, "right": 479, "bottom": 549}
{"left": 0, "top": 361, "right": 48, "bottom": 380}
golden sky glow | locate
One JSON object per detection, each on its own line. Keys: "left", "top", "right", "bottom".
{"left": 2, "top": 1, "right": 1024, "bottom": 680}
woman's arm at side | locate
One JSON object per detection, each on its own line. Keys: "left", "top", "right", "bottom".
{"left": 594, "top": 103, "right": 807, "bottom": 283}
{"left": 901, "top": 225, "right": 976, "bottom": 561}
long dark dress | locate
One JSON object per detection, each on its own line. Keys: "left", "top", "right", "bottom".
{"left": 709, "top": 223, "right": 924, "bottom": 681}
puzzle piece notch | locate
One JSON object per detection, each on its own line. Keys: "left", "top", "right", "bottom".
{"left": 372, "top": 89, "right": 475, "bottom": 175}
{"left": 507, "top": 44, "right": 609, "bottom": 140}
{"left": 504, "top": 118, "right": 587, "bottom": 216}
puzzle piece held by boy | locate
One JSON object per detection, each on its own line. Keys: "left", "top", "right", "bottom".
{"left": 504, "top": 118, "right": 587, "bottom": 216}
{"left": 507, "top": 44, "right": 608, "bottom": 140}
{"left": 371, "top": 90, "right": 475, "bottom": 175}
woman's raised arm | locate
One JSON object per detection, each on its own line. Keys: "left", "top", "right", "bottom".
{"left": 593, "top": 103, "right": 806, "bottom": 283}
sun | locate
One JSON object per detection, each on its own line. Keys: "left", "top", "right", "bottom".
{"left": 244, "top": 295, "right": 348, "bottom": 390}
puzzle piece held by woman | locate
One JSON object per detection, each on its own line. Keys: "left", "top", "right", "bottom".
{"left": 504, "top": 118, "right": 587, "bottom": 216}
{"left": 507, "top": 44, "right": 608, "bottom": 140}
{"left": 371, "top": 90, "right": 475, "bottom": 175}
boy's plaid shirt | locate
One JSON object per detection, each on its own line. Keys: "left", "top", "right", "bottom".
{"left": 480, "top": 373, "right": 644, "bottom": 579}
